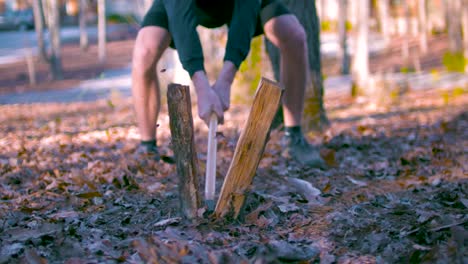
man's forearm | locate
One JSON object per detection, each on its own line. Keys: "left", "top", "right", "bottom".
{"left": 219, "top": 61, "right": 237, "bottom": 84}
{"left": 192, "top": 71, "right": 211, "bottom": 96}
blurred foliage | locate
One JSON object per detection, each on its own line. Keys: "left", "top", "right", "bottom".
{"left": 400, "top": 66, "right": 415, "bottom": 74}
{"left": 430, "top": 69, "right": 440, "bottom": 81}
{"left": 345, "top": 21, "right": 353, "bottom": 31}
{"left": 107, "top": 14, "right": 137, "bottom": 24}
{"left": 351, "top": 81, "right": 359, "bottom": 97}
{"left": 431, "top": 28, "right": 447, "bottom": 36}
{"left": 440, "top": 87, "right": 467, "bottom": 106}
{"left": 303, "top": 94, "right": 322, "bottom": 131}
{"left": 320, "top": 20, "right": 352, "bottom": 32}
{"left": 442, "top": 52, "right": 466, "bottom": 72}
{"left": 321, "top": 20, "right": 332, "bottom": 32}
{"left": 233, "top": 36, "right": 263, "bottom": 104}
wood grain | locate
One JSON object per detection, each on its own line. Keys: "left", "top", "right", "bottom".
{"left": 214, "top": 78, "right": 283, "bottom": 219}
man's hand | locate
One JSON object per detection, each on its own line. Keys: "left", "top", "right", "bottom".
{"left": 213, "top": 61, "right": 237, "bottom": 111}
{"left": 213, "top": 79, "right": 231, "bottom": 111}
{"left": 192, "top": 71, "right": 224, "bottom": 125}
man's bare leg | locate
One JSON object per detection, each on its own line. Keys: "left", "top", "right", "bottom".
{"left": 132, "top": 26, "right": 171, "bottom": 145}
{"left": 264, "top": 15, "right": 326, "bottom": 168}
{"left": 264, "top": 14, "right": 307, "bottom": 127}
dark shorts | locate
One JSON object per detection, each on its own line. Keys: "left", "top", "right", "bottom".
{"left": 141, "top": 0, "right": 290, "bottom": 37}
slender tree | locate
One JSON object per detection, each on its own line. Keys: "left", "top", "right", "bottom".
{"left": 377, "top": 0, "right": 391, "bottom": 43}
{"left": 79, "top": 0, "right": 89, "bottom": 51}
{"left": 447, "top": 0, "right": 463, "bottom": 52}
{"left": 338, "top": 0, "right": 350, "bottom": 74}
{"left": 402, "top": 0, "right": 410, "bottom": 60}
{"left": 320, "top": 0, "right": 327, "bottom": 22}
{"left": 463, "top": 0, "right": 468, "bottom": 72}
{"left": 45, "top": 0, "right": 63, "bottom": 80}
{"left": 418, "top": 0, "right": 428, "bottom": 53}
{"left": 31, "top": 0, "right": 48, "bottom": 61}
{"left": 442, "top": 0, "right": 450, "bottom": 33}
{"left": 352, "top": 0, "right": 370, "bottom": 94}
{"left": 265, "top": 0, "right": 329, "bottom": 131}
{"left": 98, "top": 0, "right": 106, "bottom": 63}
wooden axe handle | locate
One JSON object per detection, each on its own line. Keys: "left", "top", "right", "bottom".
{"left": 205, "top": 113, "right": 218, "bottom": 204}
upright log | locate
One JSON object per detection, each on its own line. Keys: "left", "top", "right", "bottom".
{"left": 167, "top": 84, "right": 201, "bottom": 219}
{"left": 215, "top": 78, "right": 283, "bottom": 219}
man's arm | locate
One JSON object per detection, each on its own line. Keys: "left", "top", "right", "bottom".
{"left": 214, "top": 0, "right": 261, "bottom": 110}
{"left": 224, "top": 0, "right": 261, "bottom": 69}
{"left": 163, "top": 0, "right": 204, "bottom": 77}
{"left": 163, "top": 0, "right": 224, "bottom": 124}
{"left": 213, "top": 61, "right": 236, "bottom": 111}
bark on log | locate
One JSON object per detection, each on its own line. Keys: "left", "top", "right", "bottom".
{"left": 214, "top": 78, "right": 283, "bottom": 219}
{"left": 167, "top": 84, "right": 201, "bottom": 219}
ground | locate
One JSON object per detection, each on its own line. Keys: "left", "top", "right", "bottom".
{"left": 0, "top": 83, "right": 466, "bottom": 263}
{"left": 0, "top": 26, "right": 466, "bottom": 263}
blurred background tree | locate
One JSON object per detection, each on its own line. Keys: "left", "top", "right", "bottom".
{"left": 79, "top": 0, "right": 88, "bottom": 50}
{"left": 351, "top": 0, "right": 370, "bottom": 96}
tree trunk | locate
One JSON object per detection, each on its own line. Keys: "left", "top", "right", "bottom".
{"left": 463, "top": 0, "right": 468, "bottom": 72}
{"left": 443, "top": 0, "right": 450, "bottom": 33}
{"left": 98, "top": 0, "right": 106, "bottom": 63}
{"left": 45, "top": 0, "right": 63, "bottom": 80}
{"left": 320, "top": 0, "right": 327, "bottom": 22}
{"left": 265, "top": 0, "right": 329, "bottom": 131}
{"left": 377, "top": 0, "right": 390, "bottom": 43}
{"left": 338, "top": 0, "right": 350, "bottom": 74}
{"left": 352, "top": 0, "right": 370, "bottom": 94}
{"left": 418, "top": 0, "right": 428, "bottom": 54}
{"left": 447, "top": 0, "right": 463, "bottom": 52}
{"left": 402, "top": 0, "right": 410, "bottom": 60}
{"left": 167, "top": 84, "right": 201, "bottom": 220}
{"left": 79, "top": 0, "right": 89, "bottom": 51}
{"left": 32, "top": 0, "right": 48, "bottom": 61}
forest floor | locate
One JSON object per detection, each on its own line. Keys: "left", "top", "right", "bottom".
{"left": 0, "top": 83, "right": 466, "bottom": 263}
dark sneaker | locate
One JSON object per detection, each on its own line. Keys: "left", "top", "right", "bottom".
{"left": 135, "top": 143, "right": 160, "bottom": 161}
{"left": 282, "top": 134, "right": 327, "bottom": 169}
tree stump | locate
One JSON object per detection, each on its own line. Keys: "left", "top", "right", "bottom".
{"left": 215, "top": 78, "right": 283, "bottom": 219}
{"left": 167, "top": 83, "right": 201, "bottom": 219}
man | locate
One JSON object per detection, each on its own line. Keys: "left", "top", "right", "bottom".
{"left": 132, "top": 0, "right": 326, "bottom": 168}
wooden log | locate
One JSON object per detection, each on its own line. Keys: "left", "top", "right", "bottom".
{"left": 167, "top": 83, "right": 201, "bottom": 219}
{"left": 214, "top": 78, "right": 283, "bottom": 219}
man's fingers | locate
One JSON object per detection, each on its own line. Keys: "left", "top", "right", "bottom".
{"left": 214, "top": 104, "right": 224, "bottom": 124}
{"left": 199, "top": 110, "right": 211, "bottom": 126}
{"left": 220, "top": 99, "right": 229, "bottom": 111}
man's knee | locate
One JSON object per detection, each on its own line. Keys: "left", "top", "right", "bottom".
{"left": 133, "top": 27, "right": 170, "bottom": 71}
{"left": 266, "top": 15, "right": 307, "bottom": 50}
{"left": 293, "top": 23, "right": 307, "bottom": 45}
{"left": 133, "top": 44, "right": 157, "bottom": 70}
{"left": 283, "top": 20, "right": 307, "bottom": 50}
